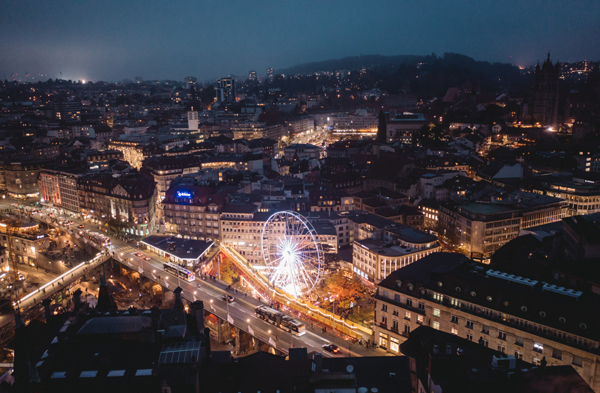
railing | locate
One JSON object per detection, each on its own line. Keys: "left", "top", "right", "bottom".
{"left": 13, "top": 253, "right": 112, "bottom": 312}
{"left": 221, "top": 244, "right": 373, "bottom": 339}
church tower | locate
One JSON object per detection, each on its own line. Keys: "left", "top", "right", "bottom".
{"left": 531, "top": 53, "right": 561, "bottom": 127}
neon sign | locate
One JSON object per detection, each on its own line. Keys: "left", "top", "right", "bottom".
{"left": 176, "top": 191, "right": 192, "bottom": 198}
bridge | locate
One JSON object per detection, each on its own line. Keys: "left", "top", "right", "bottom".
{"left": 1, "top": 203, "right": 381, "bottom": 357}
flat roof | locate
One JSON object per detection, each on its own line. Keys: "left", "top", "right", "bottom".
{"left": 459, "top": 203, "right": 517, "bottom": 215}
{"left": 142, "top": 235, "right": 213, "bottom": 260}
{"left": 355, "top": 238, "right": 429, "bottom": 257}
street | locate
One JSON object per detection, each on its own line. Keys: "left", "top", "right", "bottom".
{"left": 0, "top": 198, "right": 388, "bottom": 358}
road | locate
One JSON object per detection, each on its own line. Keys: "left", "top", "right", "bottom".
{"left": 1, "top": 199, "right": 387, "bottom": 358}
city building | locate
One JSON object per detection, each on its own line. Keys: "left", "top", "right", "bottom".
{"left": 230, "top": 122, "right": 284, "bottom": 140}
{"left": 439, "top": 193, "right": 567, "bottom": 262}
{"left": 386, "top": 112, "right": 427, "bottom": 144}
{"left": 248, "top": 70, "right": 257, "bottom": 82}
{"left": 327, "top": 111, "right": 378, "bottom": 136}
{"left": 184, "top": 76, "right": 197, "bottom": 89}
{"left": 353, "top": 238, "right": 441, "bottom": 283}
{"left": 526, "top": 174, "right": 600, "bottom": 216}
{"left": 1, "top": 160, "right": 44, "bottom": 199}
{"left": 375, "top": 252, "right": 600, "bottom": 392}
{"left": 142, "top": 235, "right": 214, "bottom": 268}
{"left": 286, "top": 117, "right": 315, "bottom": 136}
{"left": 309, "top": 187, "right": 354, "bottom": 212}
{"left": 52, "top": 101, "right": 81, "bottom": 121}
{"left": 0, "top": 218, "right": 50, "bottom": 267}
{"left": 561, "top": 212, "right": 600, "bottom": 261}
{"left": 401, "top": 325, "right": 594, "bottom": 393}
{"left": 284, "top": 143, "right": 320, "bottom": 161}
{"left": 39, "top": 165, "right": 86, "bottom": 213}
{"left": 162, "top": 182, "right": 226, "bottom": 240}
{"left": 266, "top": 67, "right": 274, "bottom": 82}
{"left": 77, "top": 172, "right": 157, "bottom": 236}
{"left": 217, "top": 77, "right": 236, "bottom": 103}
{"left": 142, "top": 155, "right": 203, "bottom": 202}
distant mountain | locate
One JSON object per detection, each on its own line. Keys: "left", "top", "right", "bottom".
{"left": 278, "top": 54, "right": 425, "bottom": 75}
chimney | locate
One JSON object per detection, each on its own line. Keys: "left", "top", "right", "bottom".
{"left": 189, "top": 300, "right": 205, "bottom": 334}
{"left": 42, "top": 298, "right": 52, "bottom": 321}
{"left": 173, "top": 287, "right": 184, "bottom": 310}
{"left": 73, "top": 288, "right": 82, "bottom": 311}
{"left": 204, "top": 327, "right": 212, "bottom": 357}
{"left": 313, "top": 352, "right": 323, "bottom": 372}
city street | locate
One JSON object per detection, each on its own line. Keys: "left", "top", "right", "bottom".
{"left": 0, "top": 198, "right": 388, "bottom": 358}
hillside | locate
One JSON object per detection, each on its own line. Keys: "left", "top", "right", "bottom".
{"left": 278, "top": 54, "right": 424, "bottom": 75}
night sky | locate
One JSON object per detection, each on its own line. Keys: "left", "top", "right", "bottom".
{"left": 1, "top": 0, "right": 599, "bottom": 82}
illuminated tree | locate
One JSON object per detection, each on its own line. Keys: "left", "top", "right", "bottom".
{"left": 323, "top": 270, "right": 363, "bottom": 308}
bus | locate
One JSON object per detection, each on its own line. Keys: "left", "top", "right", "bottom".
{"left": 255, "top": 305, "right": 306, "bottom": 336}
{"left": 163, "top": 262, "right": 195, "bottom": 282}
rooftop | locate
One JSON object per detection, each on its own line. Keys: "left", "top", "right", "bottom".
{"left": 142, "top": 236, "right": 214, "bottom": 260}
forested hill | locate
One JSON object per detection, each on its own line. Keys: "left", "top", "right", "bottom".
{"left": 276, "top": 53, "right": 527, "bottom": 97}
{"left": 277, "top": 54, "right": 425, "bottom": 75}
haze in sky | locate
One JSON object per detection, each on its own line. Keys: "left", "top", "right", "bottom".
{"left": 1, "top": 0, "right": 599, "bottom": 82}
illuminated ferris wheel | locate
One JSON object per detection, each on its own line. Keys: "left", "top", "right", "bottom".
{"left": 261, "top": 211, "right": 323, "bottom": 298}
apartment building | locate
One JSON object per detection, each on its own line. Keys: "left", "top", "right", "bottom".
{"left": 78, "top": 173, "right": 157, "bottom": 236}
{"left": 375, "top": 253, "right": 600, "bottom": 392}
{"left": 2, "top": 161, "right": 44, "bottom": 199}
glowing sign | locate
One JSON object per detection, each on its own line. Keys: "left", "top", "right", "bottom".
{"left": 176, "top": 191, "right": 192, "bottom": 198}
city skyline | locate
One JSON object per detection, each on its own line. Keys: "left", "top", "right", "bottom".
{"left": 1, "top": 0, "right": 600, "bottom": 82}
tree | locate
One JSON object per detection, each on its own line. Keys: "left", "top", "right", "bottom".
{"left": 376, "top": 109, "right": 387, "bottom": 143}
{"left": 417, "top": 124, "right": 449, "bottom": 147}
{"left": 322, "top": 270, "right": 364, "bottom": 308}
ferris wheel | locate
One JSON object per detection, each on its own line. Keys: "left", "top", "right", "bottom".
{"left": 261, "top": 211, "right": 323, "bottom": 298}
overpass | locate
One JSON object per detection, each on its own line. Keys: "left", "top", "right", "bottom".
{"left": 2, "top": 202, "right": 381, "bottom": 357}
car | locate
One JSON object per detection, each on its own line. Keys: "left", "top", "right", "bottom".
{"left": 135, "top": 252, "right": 143, "bottom": 257}
{"left": 222, "top": 295, "right": 235, "bottom": 303}
{"left": 322, "top": 344, "right": 340, "bottom": 354}
{"left": 143, "top": 256, "right": 150, "bottom": 261}
{"left": 17, "top": 272, "right": 25, "bottom": 281}
{"left": 78, "top": 224, "right": 85, "bottom": 229}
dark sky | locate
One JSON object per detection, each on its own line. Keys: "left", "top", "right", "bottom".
{"left": 1, "top": 0, "right": 599, "bottom": 83}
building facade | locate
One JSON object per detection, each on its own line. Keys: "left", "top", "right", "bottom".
{"left": 375, "top": 253, "right": 600, "bottom": 392}
{"left": 77, "top": 173, "right": 157, "bottom": 236}
{"left": 162, "top": 183, "right": 226, "bottom": 241}
{"left": 39, "top": 168, "right": 83, "bottom": 212}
